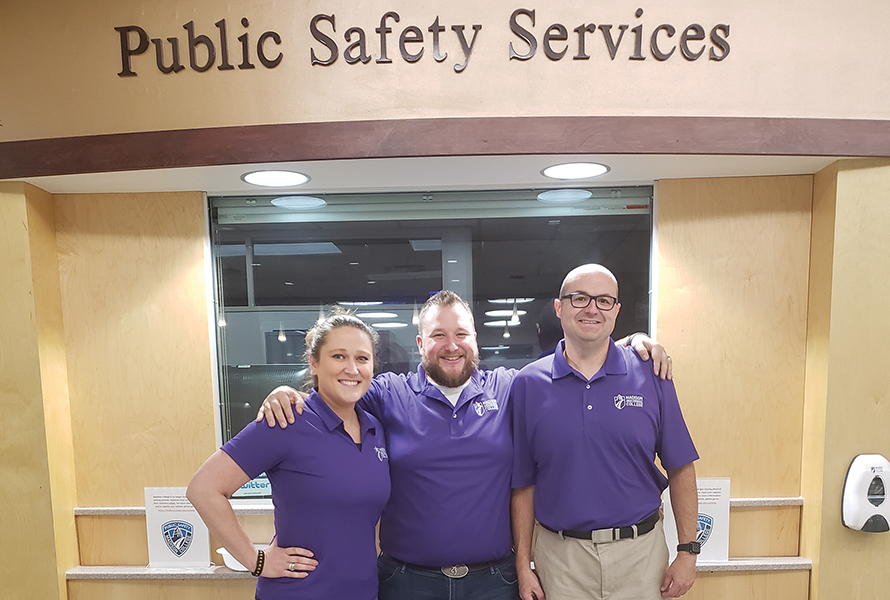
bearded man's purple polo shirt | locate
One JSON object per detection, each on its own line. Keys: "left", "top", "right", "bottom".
{"left": 361, "top": 365, "right": 516, "bottom": 566}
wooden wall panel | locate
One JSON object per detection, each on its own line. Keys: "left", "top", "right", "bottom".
{"left": 0, "top": 182, "right": 69, "bottom": 599}
{"left": 77, "top": 514, "right": 274, "bottom": 567}
{"left": 66, "top": 569, "right": 809, "bottom": 600}
{"left": 68, "top": 580, "right": 256, "bottom": 600}
{"left": 729, "top": 506, "right": 800, "bottom": 557}
{"left": 656, "top": 176, "right": 812, "bottom": 498}
{"left": 54, "top": 192, "right": 217, "bottom": 506}
{"left": 688, "top": 571, "right": 809, "bottom": 600}
{"left": 26, "top": 183, "right": 81, "bottom": 597}
{"left": 804, "top": 160, "right": 890, "bottom": 600}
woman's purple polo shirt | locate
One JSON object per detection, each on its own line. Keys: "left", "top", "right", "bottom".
{"left": 223, "top": 392, "right": 391, "bottom": 600}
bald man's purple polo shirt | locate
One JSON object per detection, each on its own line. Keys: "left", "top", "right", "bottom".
{"left": 512, "top": 339, "right": 698, "bottom": 531}
{"left": 361, "top": 365, "right": 516, "bottom": 566}
{"left": 223, "top": 392, "right": 391, "bottom": 600}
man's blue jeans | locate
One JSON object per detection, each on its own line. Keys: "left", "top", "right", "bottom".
{"left": 377, "top": 553, "right": 519, "bottom": 600}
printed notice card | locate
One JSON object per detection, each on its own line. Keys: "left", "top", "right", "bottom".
{"left": 663, "top": 477, "right": 730, "bottom": 564}
{"left": 145, "top": 487, "right": 210, "bottom": 568}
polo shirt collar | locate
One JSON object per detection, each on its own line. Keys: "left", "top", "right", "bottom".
{"left": 305, "top": 390, "right": 375, "bottom": 436}
{"left": 551, "top": 338, "right": 628, "bottom": 381}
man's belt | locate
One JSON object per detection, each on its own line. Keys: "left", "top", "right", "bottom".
{"left": 397, "top": 556, "right": 506, "bottom": 579}
{"left": 540, "top": 510, "right": 660, "bottom": 543}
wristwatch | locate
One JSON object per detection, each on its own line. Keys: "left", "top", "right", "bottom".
{"left": 677, "top": 542, "right": 701, "bottom": 555}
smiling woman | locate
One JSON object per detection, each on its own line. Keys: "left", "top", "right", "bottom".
{"left": 187, "top": 311, "right": 391, "bottom": 600}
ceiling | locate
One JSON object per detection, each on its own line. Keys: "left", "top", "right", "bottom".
{"left": 18, "top": 154, "right": 836, "bottom": 196}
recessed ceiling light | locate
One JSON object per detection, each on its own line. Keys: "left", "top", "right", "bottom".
{"left": 270, "top": 196, "right": 326, "bottom": 210}
{"left": 542, "top": 162, "right": 609, "bottom": 180}
{"left": 372, "top": 322, "right": 409, "bottom": 329}
{"left": 242, "top": 170, "right": 310, "bottom": 187}
{"left": 536, "top": 189, "right": 593, "bottom": 203}
{"left": 483, "top": 320, "right": 522, "bottom": 327}
{"left": 339, "top": 301, "right": 383, "bottom": 306}
{"left": 356, "top": 312, "right": 399, "bottom": 319}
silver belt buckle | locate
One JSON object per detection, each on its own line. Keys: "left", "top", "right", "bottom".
{"left": 441, "top": 564, "right": 469, "bottom": 578}
{"left": 591, "top": 528, "right": 616, "bottom": 544}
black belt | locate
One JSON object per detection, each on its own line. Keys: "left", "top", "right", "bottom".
{"left": 540, "top": 510, "right": 660, "bottom": 543}
{"left": 393, "top": 554, "right": 510, "bottom": 579}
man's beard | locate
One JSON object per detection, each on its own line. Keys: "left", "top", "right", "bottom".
{"left": 423, "top": 353, "right": 480, "bottom": 387}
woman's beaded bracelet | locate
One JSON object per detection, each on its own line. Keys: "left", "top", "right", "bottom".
{"left": 251, "top": 549, "right": 265, "bottom": 577}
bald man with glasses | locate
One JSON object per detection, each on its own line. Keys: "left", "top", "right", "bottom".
{"left": 511, "top": 264, "right": 699, "bottom": 600}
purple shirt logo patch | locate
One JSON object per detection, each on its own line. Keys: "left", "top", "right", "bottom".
{"left": 613, "top": 394, "right": 644, "bottom": 410}
{"left": 472, "top": 398, "right": 499, "bottom": 416}
{"left": 375, "top": 447, "right": 388, "bottom": 461}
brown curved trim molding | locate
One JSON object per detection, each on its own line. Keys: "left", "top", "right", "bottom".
{"left": 1, "top": 116, "right": 889, "bottom": 179}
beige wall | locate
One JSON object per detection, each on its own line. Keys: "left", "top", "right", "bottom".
{"left": 655, "top": 176, "right": 812, "bottom": 497}
{"left": 0, "top": 182, "right": 78, "bottom": 599}
{"left": 802, "top": 160, "right": 890, "bottom": 599}
{"left": 2, "top": 0, "right": 890, "bottom": 142}
{"left": 53, "top": 192, "right": 217, "bottom": 506}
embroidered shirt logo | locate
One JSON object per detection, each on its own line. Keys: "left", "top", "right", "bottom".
{"left": 613, "top": 394, "right": 644, "bottom": 410}
{"left": 162, "top": 520, "right": 194, "bottom": 557}
{"left": 375, "top": 447, "right": 388, "bottom": 461}
{"left": 473, "top": 398, "right": 499, "bottom": 416}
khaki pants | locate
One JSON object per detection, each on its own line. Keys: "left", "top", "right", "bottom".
{"left": 533, "top": 518, "right": 669, "bottom": 600}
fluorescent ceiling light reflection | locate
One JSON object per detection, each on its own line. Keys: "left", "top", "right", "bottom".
{"left": 482, "top": 346, "right": 511, "bottom": 351}
{"left": 488, "top": 298, "right": 535, "bottom": 304}
{"left": 356, "top": 312, "right": 399, "bottom": 319}
{"left": 542, "top": 163, "right": 609, "bottom": 180}
{"left": 536, "top": 189, "right": 593, "bottom": 203}
{"left": 485, "top": 310, "right": 528, "bottom": 318}
{"left": 483, "top": 320, "right": 522, "bottom": 327}
{"left": 372, "top": 322, "right": 409, "bottom": 329}
{"left": 254, "top": 242, "right": 340, "bottom": 256}
{"left": 410, "top": 239, "right": 442, "bottom": 252}
{"left": 242, "top": 170, "right": 310, "bottom": 187}
{"left": 339, "top": 301, "right": 384, "bottom": 306}
{"left": 271, "top": 196, "right": 327, "bottom": 210}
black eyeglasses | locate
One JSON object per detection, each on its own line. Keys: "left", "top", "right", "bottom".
{"left": 560, "top": 293, "right": 618, "bottom": 311}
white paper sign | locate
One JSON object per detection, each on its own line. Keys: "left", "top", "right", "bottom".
{"left": 663, "top": 477, "right": 730, "bottom": 564}
{"left": 145, "top": 487, "right": 210, "bottom": 568}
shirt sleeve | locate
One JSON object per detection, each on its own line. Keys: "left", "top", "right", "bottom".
{"left": 221, "top": 420, "right": 290, "bottom": 480}
{"left": 359, "top": 373, "right": 389, "bottom": 420}
{"left": 654, "top": 377, "right": 699, "bottom": 471}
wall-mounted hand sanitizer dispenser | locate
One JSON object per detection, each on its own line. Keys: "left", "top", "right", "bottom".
{"left": 842, "top": 454, "right": 889, "bottom": 533}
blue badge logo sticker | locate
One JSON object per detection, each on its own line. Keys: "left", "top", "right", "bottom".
{"left": 697, "top": 513, "right": 714, "bottom": 546}
{"left": 162, "top": 520, "right": 194, "bottom": 557}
